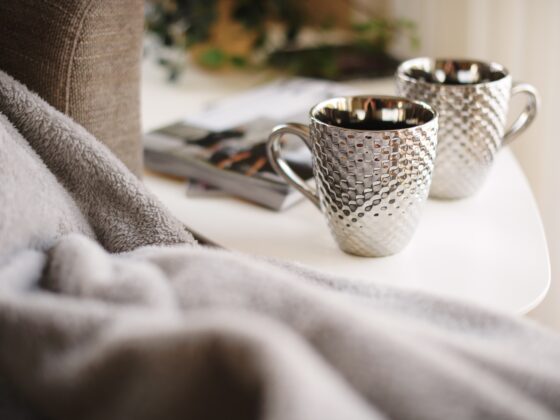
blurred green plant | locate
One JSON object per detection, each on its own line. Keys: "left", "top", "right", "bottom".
{"left": 145, "top": 0, "right": 419, "bottom": 80}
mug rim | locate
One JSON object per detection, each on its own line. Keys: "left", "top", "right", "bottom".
{"left": 396, "top": 57, "right": 511, "bottom": 88}
{"left": 309, "top": 95, "right": 438, "bottom": 133}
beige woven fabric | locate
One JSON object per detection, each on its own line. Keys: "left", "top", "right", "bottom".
{"left": 0, "top": 0, "right": 144, "bottom": 175}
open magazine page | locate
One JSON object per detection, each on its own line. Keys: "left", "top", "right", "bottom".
{"left": 155, "top": 115, "right": 312, "bottom": 184}
{"left": 183, "top": 114, "right": 313, "bottom": 198}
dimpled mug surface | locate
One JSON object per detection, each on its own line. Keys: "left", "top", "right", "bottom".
{"left": 396, "top": 58, "right": 538, "bottom": 199}
{"left": 268, "top": 96, "right": 438, "bottom": 257}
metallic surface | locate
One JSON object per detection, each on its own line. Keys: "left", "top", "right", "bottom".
{"left": 396, "top": 57, "right": 539, "bottom": 199}
{"left": 267, "top": 96, "right": 438, "bottom": 257}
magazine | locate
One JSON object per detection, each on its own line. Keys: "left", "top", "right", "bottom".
{"left": 143, "top": 78, "right": 357, "bottom": 210}
{"left": 144, "top": 116, "right": 314, "bottom": 210}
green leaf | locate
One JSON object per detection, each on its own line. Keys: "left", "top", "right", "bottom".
{"left": 410, "top": 35, "right": 421, "bottom": 50}
{"left": 199, "top": 48, "right": 227, "bottom": 68}
{"left": 231, "top": 55, "right": 248, "bottom": 67}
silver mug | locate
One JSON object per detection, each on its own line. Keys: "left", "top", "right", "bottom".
{"left": 396, "top": 58, "right": 539, "bottom": 199}
{"left": 267, "top": 96, "right": 438, "bottom": 257}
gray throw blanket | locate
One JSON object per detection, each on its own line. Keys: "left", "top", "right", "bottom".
{"left": 1, "top": 70, "right": 560, "bottom": 420}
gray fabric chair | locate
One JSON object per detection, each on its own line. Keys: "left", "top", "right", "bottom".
{"left": 0, "top": 0, "right": 144, "bottom": 175}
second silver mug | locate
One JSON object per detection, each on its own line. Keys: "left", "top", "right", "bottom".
{"left": 267, "top": 96, "right": 438, "bottom": 257}
{"left": 396, "top": 57, "right": 539, "bottom": 199}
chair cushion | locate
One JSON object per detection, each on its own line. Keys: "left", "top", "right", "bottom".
{"left": 0, "top": 0, "right": 144, "bottom": 175}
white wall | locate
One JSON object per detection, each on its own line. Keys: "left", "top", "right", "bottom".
{"left": 389, "top": 0, "right": 560, "bottom": 328}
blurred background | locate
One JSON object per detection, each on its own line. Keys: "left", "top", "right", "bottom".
{"left": 145, "top": 0, "right": 560, "bottom": 328}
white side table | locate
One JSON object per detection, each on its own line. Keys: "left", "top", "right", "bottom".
{"left": 141, "top": 61, "right": 550, "bottom": 314}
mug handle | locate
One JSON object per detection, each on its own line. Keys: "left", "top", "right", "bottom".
{"left": 503, "top": 82, "right": 540, "bottom": 145}
{"left": 267, "top": 123, "right": 320, "bottom": 208}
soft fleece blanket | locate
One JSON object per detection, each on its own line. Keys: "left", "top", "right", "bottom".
{"left": 0, "top": 70, "right": 560, "bottom": 420}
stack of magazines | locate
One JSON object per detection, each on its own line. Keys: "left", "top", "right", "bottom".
{"left": 143, "top": 79, "right": 356, "bottom": 211}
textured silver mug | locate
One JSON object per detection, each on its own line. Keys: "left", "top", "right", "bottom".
{"left": 267, "top": 96, "right": 438, "bottom": 257}
{"left": 396, "top": 58, "right": 539, "bottom": 199}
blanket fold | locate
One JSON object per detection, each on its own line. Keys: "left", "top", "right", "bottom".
{"left": 1, "top": 69, "right": 560, "bottom": 420}
{"left": 0, "top": 71, "right": 194, "bottom": 254}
